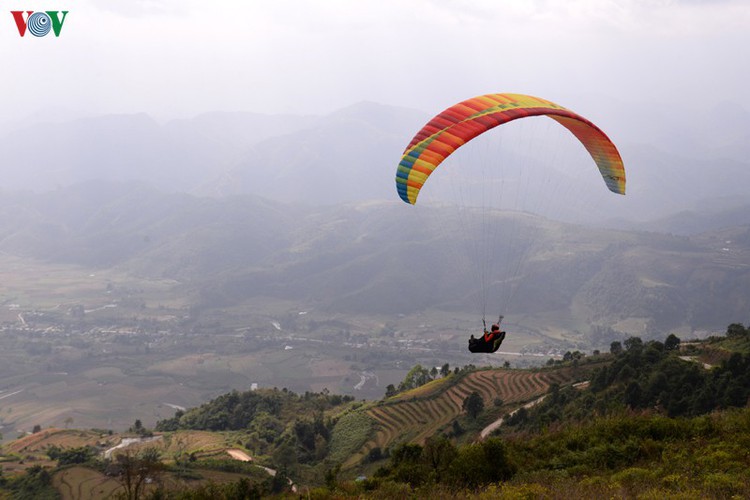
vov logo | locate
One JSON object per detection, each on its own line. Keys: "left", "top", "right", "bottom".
{"left": 11, "top": 10, "right": 69, "bottom": 37}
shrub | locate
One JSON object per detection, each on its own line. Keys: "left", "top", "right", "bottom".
{"left": 702, "top": 472, "right": 745, "bottom": 498}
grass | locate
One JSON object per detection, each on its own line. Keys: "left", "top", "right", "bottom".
{"left": 390, "top": 375, "right": 455, "bottom": 401}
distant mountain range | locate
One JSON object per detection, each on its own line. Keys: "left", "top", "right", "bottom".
{"left": 0, "top": 111, "right": 319, "bottom": 193}
{"left": 0, "top": 181, "right": 747, "bottom": 342}
{"left": 2, "top": 99, "right": 749, "bottom": 223}
{"left": 1, "top": 100, "right": 748, "bottom": 342}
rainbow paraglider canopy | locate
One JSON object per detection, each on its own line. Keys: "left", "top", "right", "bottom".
{"left": 395, "top": 93, "right": 625, "bottom": 204}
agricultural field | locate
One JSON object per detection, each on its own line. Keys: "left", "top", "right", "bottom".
{"left": 0, "top": 428, "right": 233, "bottom": 474}
{"left": 51, "top": 466, "right": 262, "bottom": 500}
{"left": 0, "top": 428, "right": 117, "bottom": 477}
{"left": 343, "top": 365, "right": 587, "bottom": 468}
{"left": 0, "top": 428, "right": 274, "bottom": 499}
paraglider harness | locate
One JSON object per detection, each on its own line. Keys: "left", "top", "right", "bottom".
{"left": 468, "top": 315, "right": 506, "bottom": 354}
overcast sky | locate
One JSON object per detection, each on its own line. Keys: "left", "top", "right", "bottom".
{"left": 1, "top": 0, "right": 748, "bottom": 122}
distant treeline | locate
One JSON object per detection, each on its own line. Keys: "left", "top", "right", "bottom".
{"left": 156, "top": 388, "right": 353, "bottom": 432}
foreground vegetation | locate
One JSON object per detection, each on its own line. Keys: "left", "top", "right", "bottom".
{"left": 314, "top": 407, "right": 750, "bottom": 499}
{"left": 1, "top": 324, "right": 749, "bottom": 498}
{"left": 8, "top": 409, "right": 748, "bottom": 498}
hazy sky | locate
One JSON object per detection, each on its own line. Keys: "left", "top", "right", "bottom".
{"left": 1, "top": 0, "right": 748, "bottom": 121}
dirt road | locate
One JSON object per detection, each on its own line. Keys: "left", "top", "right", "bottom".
{"left": 226, "top": 449, "right": 252, "bottom": 462}
{"left": 225, "top": 448, "right": 297, "bottom": 492}
{"left": 480, "top": 394, "right": 547, "bottom": 439}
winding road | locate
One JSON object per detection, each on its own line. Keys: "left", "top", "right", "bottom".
{"left": 480, "top": 394, "right": 547, "bottom": 440}
{"left": 480, "top": 381, "right": 590, "bottom": 440}
{"left": 226, "top": 449, "right": 297, "bottom": 492}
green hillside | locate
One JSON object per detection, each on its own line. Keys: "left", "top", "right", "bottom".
{"left": 341, "top": 364, "right": 596, "bottom": 470}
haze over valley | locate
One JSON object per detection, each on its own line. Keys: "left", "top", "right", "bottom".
{"left": 0, "top": 99, "right": 748, "bottom": 441}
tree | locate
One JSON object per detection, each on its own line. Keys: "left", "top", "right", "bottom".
{"left": 645, "top": 371, "right": 669, "bottom": 404}
{"left": 422, "top": 436, "right": 457, "bottom": 476}
{"left": 610, "top": 341, "right": 623, "bottom": 355}
{"left": 167, "top": 434, "right": 189, "bottom": 475}
{"left": 249, "top": 412, "right": 284, "bottom": 445}
{"left": 398, "top": 365, "right": 432, "bottom": 392}
{"left": 389, "top": 443, "right": 427, "bottom": 487}
{"left": 548, "top": 383, "right": 562, "bottom": 405}
{"left": 268, "top": 467, "right": 292, "bottom": 494}
{"left": 390, "top": 443, "right": 422, "bottom": 466}
{"left": 48, "top": 445, "right": 95, "bottom": 465}
{"left": 6, "top": 465, "right": 53, "bottom": 498}
{"left": 665, "top": 333, "right": 681, "bottom": 351}
{"left": 463, "top": 391, "right": 484, "bottom": 420}
{"left": 623, "top": 381, "right": 643, "bottom": 408}
{"left": 114, "top": 448, "right": 164, "bottom": 500}
{"left": 271, "top": 437, "right": 298, "bottom": 471}
{"left": 440, "top": 363, "right": 450, "bottom": 377}
{"left": 624, "top": 336, "right": 644, "bottom": 352}
{"left": 385, "top": 384, "right": 397, "bottom": 398}
{"left": 366, "top": 447, "right": 383, "bottom": 463}
{"left": 451, "top": 420, "right": 464, "bottom": 437}
{"left": 727, "top": 323, "right": 747, "bottom": 338}
{"left": 617, "top": 364, "right": 636, "bottom": 382}
{"left": 324, "top": 465, "right": 340, "bottom": 490}
{"left": 446, "top": 438, "right": 515, "bottom": 489}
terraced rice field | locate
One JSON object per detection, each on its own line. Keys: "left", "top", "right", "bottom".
{"left": 53, "top": 466, "right": 122, "bottom": 500}
{"left": 4, "top": 428, "right": 117, "bottom": 455}
{"left": 52, "top": 466, "right": 257, "bottom": 500}
{"left": 346, "top": 367, "right": 579, "bottom": 467}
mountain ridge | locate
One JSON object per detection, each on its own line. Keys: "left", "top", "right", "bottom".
{"left": 0, "top": 181, "right": 747, "bottom": 341}
{"left": 2, "top": 100, "right": 749, "bottom": 225}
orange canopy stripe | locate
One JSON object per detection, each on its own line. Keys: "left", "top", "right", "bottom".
{"left": 395, "top": 93, "right": 625, "bottom": 204}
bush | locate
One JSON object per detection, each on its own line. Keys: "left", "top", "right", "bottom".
{"left": 47, "top": 445, "right": 95, "bottom": 465}
{"left": 702, "top": 472, "right": 745, "bottom": 497}
{"left": 446, "top": 438, "right": 515, "bottom": 489}
{"left": 611, "top": 466, "right": 656, "bottom": 490}
{"left": 366, "top": 447, "right": 383, "bottom": 463}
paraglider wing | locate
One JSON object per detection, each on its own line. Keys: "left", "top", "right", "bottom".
{"left": 395, "top": 93, "right": 625, "bottom": 204}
